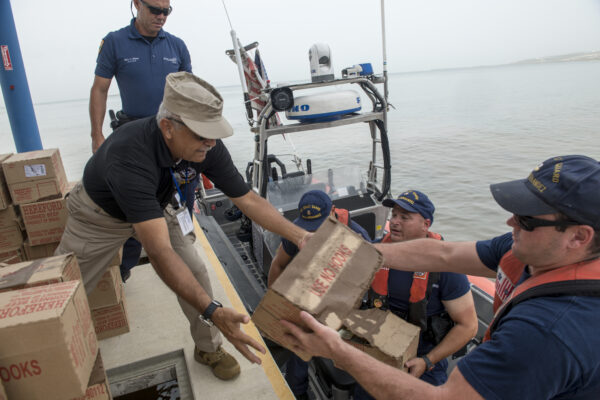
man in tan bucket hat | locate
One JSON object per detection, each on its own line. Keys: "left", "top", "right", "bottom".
{"left": 56, "top": 72, "right": 311, "bottom": 380}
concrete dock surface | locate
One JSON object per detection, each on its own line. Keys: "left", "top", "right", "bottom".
{"left": 99, "top": 221, "right": 293, "bottom": 399}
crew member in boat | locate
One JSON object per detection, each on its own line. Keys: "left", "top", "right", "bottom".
{"left": 89, "top": 0, "right": 195, "bottom": 283}
{"left": 281, "top": 155, "right": 600, "bottom": 399}
{"left": 267, "top": 189, "right": 370, "bottom": 399}
{"left": 354, "top": 190, "right": 477, "bottom": 399}
{"left": 56, "top": 72, "right": 311, "bottom": 381}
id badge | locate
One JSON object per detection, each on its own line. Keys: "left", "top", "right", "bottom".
{"left": 175, "top": 208, "right": 194, "bottom": 236}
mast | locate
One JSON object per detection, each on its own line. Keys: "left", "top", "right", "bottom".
{"left": 0, "top": 0, "right": 43, "bottom": 152}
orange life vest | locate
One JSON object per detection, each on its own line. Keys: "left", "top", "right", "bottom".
{"left": 331, "top": 206, "right": 349, "bottom": 226}
{"left": 369, "top": 231, "right": 443, "bottom": 330}
{"left": 201, "top": 173, "right": 213, "bottom": 190}
{"left": 483, "top": 256, "right": 600, "bottom": 342}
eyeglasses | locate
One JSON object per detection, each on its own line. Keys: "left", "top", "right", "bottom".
{"left": 167, "top": 118, "right": 209, "bottom": 141}
{"left": 139, "top": 0, "right": 172, "bottom": 16}
{"left": 514, "top": 215, "right": 579, "bottom": 232}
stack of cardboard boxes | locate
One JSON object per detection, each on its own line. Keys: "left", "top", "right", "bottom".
{"left": 0, "top": 254, "right": 112, "bottom": 399}
{"left": 0, "top": 149, "right": 70, "bottom": 264}
{"left": 0, "top": 153, "right": 25, "bottom": 264}
{"left": 88, "top": 252, "right": 130, "bottom": 340}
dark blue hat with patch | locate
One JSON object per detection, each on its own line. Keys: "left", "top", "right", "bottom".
{"left": 293, "top": 190, "right": 333, "bottom": 231}
{"left": 490, "top": 155, "right": 600, "bottom": 229}
{"left": 382, "top": 190, "right": 435, "bottom": 224}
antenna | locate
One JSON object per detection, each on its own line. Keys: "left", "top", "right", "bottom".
{"left": 221, "top": 0, "right": 253, "bottom": 121}
{"left": 380, "top": 0, "right": 388, "bottom": 105}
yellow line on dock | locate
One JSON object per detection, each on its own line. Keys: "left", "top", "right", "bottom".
{"left": 194, "top": 218, "right": 294, "bottom": 400}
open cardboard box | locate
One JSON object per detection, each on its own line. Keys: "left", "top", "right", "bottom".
{"left": 0, "top": 253, "right": 82, "bottom": 293}
{"left": 252, "top": 217, "right": 420, "bottom": 368}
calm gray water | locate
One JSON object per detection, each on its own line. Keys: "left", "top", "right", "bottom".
{"left": 1, "top": 61, "right": 599, "bottom": 241}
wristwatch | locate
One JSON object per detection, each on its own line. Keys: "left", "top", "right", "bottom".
{"left": 199, "top": 300, "right": 222, "bottom": 326}
{"left": 421, "top": 355, "right": 435, "bottom": 371}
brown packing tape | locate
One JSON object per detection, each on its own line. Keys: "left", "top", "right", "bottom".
{"left": 0, "top": 253, "right": 82, "bottom": 292}
{"left": 0, "top": 258, "right": 45, "bottom": 290}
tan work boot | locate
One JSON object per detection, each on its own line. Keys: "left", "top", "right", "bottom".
{"left": 194, "top": 346, "right": 241, "bottom": 380}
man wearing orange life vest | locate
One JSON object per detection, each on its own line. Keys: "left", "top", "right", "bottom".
{"left": 354, "top": 191, "right": 477, "bottom": 400}
{"left": 280, "top": 155, "right": 600, "bottom": 400}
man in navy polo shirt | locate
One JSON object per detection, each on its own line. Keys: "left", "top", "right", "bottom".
{"left": 281, "top": 155, "right": 600, "bottom": 399}
{"left": 90, "top": 0, "right": 192, "bottom": 282}
{"left": 90, "top": 0, "right": 191, "bottom": 151}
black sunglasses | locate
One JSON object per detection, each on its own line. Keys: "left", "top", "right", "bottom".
{"left": 167, "top": 118, "right": 209, "bottom": 141}
{"left": 139, "top": 0, "right": 172, "bottom": 16}
{"left": 514, "top": 215, "right": 579, "bottom": 232}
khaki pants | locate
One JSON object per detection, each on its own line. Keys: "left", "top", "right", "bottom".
{"left": 56, "top": 182, "right": 222, "bottom": 352}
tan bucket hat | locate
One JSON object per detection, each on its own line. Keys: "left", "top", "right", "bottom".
{"left": 163, "top": 72, "right": 233, "bottom": 139}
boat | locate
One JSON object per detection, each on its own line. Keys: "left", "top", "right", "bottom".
{"left": 193, "top": 32, "right": 496, "bottom": 398}
{"left": 0, "top": 2, "right": 496, "bottom": 398}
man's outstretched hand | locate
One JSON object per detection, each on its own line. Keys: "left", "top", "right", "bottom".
{"left": 212, "top": 307, "right": 266, "bottom": 364}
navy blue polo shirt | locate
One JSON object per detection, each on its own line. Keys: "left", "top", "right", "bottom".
{"left": 95, "top": 18, "right": 192, "bottom": 118}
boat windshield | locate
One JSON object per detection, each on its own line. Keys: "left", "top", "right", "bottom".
{"left": 266, "top": 165, "right": 367, "bottom": 212}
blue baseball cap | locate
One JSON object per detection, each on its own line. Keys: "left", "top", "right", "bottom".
{"left": 293, "top": 190, "right": 333, "bottom": 231}
{"left": 382, "top": 190, "right": 435, "bottom": 224}
{"left": 490, "top": 155, "right": 600, "bottom": 229}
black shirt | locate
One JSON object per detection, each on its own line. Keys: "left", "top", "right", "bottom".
{"left": 83, "top": 117, "right": 248, "bottom": 223}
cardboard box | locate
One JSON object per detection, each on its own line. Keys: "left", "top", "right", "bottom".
{"left": 0, "top": 224, "right": 24, "bottom": 251}
{"left": 0, "top": 246, "right": 25, "bottom": 265}
{"left": 0, "top": 253, "right": 82, "bottom": 293}
{"left": 0, "top": 280, "right": 98, "bottom": 400}
{"left": 0, "top": 205, "right": 21, "bottom": 229}
{"left": 23, "top": 239, "right": 60, "bottom": 261}
{"left": 92, "top": 297, "right": 129, "bottom": 340}
{"left": 20, "top": 191, "right": 69, "bottom": 246}
{"left": 0, "top": 379, "right": 6, "bottom": 400}
{"left": 0, "top": 154, "right": 12, "bottom": 211}
{"left": 88, "top": 265, "right": 123, "bottom": 310}
{"left": 2, "top": 149, "right": 68, "bottom": 205}
{"left": 71, "top": 352, "right": 112, "bottom": 400}
{"left": 341, "top": 308, "right": 420, "bottom": 370}
{"left": 252, "top": 217, "right": 418, "bottom": 365}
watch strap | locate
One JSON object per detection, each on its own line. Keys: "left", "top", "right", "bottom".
{"left": 202, "top": 300, "right": 222, "bottom": 321}
{"left": 421, "top": 355, "right": 435, "bottom": 371}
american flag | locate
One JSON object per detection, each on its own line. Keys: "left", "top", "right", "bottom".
{"left": 229, "top": 43, "right": 280, "bottom": 126}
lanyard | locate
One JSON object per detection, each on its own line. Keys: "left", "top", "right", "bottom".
{"left": 170, "top": 168, "right": 188, "bottom": 206}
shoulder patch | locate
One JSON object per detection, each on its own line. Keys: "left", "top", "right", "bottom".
{"left": 98, "top": 39, "right": 104, "bottom": 54}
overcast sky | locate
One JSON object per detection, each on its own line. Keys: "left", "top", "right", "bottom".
{"left": 3, "top": 0, "right": 600, "bottom": 104}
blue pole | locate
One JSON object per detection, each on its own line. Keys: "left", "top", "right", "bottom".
{"left": 0, "top": 0, "right": 43, "bottom": 152}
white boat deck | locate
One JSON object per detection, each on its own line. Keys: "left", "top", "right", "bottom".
{"left": 99, "top": 220, "right": 293, "bottom": 399}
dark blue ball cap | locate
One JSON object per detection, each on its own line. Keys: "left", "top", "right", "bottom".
{"left": 293, "top": 190, "right": 333, "bottom": 231}
{"left": 490, "top": 155, "right": 600, "bottom": 229}
{"left": 382, "top": 190, "right": 435, "bottom": 224}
